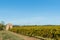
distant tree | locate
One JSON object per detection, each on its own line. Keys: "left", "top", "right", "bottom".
{"left": 0, "top": 21, "right": 5, "bottom": 30}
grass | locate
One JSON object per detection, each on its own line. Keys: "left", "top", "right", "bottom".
{"left": 0, "top": 31, "right": 24, "bottom": 40}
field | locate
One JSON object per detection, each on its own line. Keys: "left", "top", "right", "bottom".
{"left": 10, "top": 25, "right": 60, "bottom": 40}
{"left": 0, "top": 31, "right": 24, "bottom": 40}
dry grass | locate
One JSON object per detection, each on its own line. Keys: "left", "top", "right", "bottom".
{"left": 0, "top": 31, "right": 24, "bottom": 40}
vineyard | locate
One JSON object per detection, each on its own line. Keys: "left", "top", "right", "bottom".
{"left": 10, "top": 25, "right": 60, "bottom": 40}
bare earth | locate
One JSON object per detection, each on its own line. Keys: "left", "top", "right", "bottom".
{"left": 9, "top": 31, "right": 40, "bottom": 40}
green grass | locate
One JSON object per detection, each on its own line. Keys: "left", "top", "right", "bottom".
{"left": 0, "top": 31, "right": 24, "bottom": 40}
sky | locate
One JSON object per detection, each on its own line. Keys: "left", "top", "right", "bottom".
{"left": 0, "top": 0, "right": 60, "bottom": 25}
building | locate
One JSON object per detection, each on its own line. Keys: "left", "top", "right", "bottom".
{"left": 6, "top": 23, "right": 13, "bottom": 31}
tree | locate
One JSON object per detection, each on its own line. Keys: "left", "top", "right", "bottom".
{"left": 0, "top": 21, "right": 5, "bottom": 30}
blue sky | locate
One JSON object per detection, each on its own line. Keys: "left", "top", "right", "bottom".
{"left": 0, "top": 0, "right": 60, "bottom": 25}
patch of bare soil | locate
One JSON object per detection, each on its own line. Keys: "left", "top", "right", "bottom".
{"left": 9, "top": 31, "right": 40, "bottom": 40}
{"left": 0, "top": 37, "right": 2, "bottom": 40}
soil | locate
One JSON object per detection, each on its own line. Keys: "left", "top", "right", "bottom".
{"left": 10, "top": 32, "right": 40, "bottom": 40}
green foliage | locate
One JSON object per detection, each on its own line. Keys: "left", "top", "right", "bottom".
{"left": 10, "top": 25, "right": 60, "bottom": 40}
{"left": 0, "top": 21, "right": 5, "bottom": 30}
{"left": 0, "top": 24, "right": 4, "bottom": 30}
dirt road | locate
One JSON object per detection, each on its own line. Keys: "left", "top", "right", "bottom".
{"left": 9, "top": 31, "right": 40, "bottom": 40}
